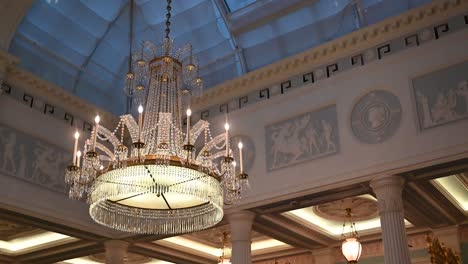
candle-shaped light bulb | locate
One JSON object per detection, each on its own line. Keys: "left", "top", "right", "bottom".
{"left": 99, "top": 165, "right": 104, "bottom": 171}
{"left": 138, "top": 105, "right": 143, "bottom": 142}
{"left": 186, "top": 108, "right": 192, "bottom": 144}
{"left": 73, "top": 131, "right": 79, "bottom": 165}
{"left": 224, "top": 122, "right": 230, "bottom": 156}
{"left": 93, "top": 115, "right": 100, "bottom": 151}
{"left": 238, "top": 141, "right": 244, "bottom": 174}
{"left": 76, "top": 150, "right": 82, "bottom": 167}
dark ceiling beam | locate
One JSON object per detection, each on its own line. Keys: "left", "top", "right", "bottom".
{"left": 253, "top": 183, "right": 369, "bottom": 215}
{"left": 0, "top": 208, "right": 108, "bottom": 241}
{"left": 130, "top": 242, "right": 217, "bottom": 264}
{"left": 252, "top": 248, "right": 311, "bottom": 262}
{"left": 0, "top": 254, "right": 15, "bottom": 263}
{"left": 15, "top": 241, "right": 103, "bottom": 264}
{"left": 402, "top": 158, "right": 468, "bottom": 182}
{"left": 457, "top": 173, "right": 468, "bottom": 188}
{"left": 254, "top": 214, "right": 333, "bottom": 250}
{"left": 409, "top": 181, "right": 466, "bottom": 224}
{"left": 402, "top": 181, "right": 466, "bottom": 228}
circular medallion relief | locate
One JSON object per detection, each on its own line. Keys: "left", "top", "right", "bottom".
{"left": 313, "top": 196, "right": 379, "bottom": 222}
{"left": 351, "top": 90, "right": 402, "bottom": 144}
{"left": 230, "top": 135, "right": 255, "bottom": 173}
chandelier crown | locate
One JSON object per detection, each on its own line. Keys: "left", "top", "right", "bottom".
{"left": 65, "top": 0, "right": 249, "bottom": 235}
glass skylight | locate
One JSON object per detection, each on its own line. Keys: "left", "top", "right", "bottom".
{"left": 224, "top": 0, "right": 256, "bottom": 12}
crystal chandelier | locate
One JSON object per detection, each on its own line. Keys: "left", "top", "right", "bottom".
{"left": 64, "top": 0, "right": 249, "bottom": 235}
{"left": 341, "top": 208, "right": 362, "bottom": 263}
{"left": 218, "top": 232, "right": 231, "bottom": 264}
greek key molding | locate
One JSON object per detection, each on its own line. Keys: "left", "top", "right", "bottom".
{"left": 1, "top": 0, "right": 467, "bottom": 128}
{"left": 192, "top": 0, "right": 468, "bottom": 120}
{"left": 0, "top": 61, "right": 118, "bottom": 128}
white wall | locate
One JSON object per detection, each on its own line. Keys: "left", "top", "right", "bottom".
{"left": 221, "top": 29, "right": 468, "bottom": 210}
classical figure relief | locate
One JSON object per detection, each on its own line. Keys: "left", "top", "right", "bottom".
{"left": 416, "top": 81, "right": 468, "bottom": 128}
{"left": 31, "top": 142, "right": 68, "bottom": 189}
{"left": 413, "top": 60, "right": 468, "bottom": 130}
{"left": 351, "top": 90, "right": 402, "bottom": 144}
{"left": 1, "top": 132, "right": 17, "bottom": 174}
{"left": 265, "top": 105, "right": 339, "bottom": 171}
{"left": 0, "top": 124, "right": 70, "bottom": 192}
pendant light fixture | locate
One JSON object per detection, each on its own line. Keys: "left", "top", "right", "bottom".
{"left": 341, "top": 208, "right": 362, "bottom": 263}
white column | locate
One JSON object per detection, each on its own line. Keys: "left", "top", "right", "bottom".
{"left": 104, "top": 240, "right": 129, "bottom": 264}
{"left": 370, "top": 175, "right": 411, "bottom": 264}
{"left": 228, "top": 211, "right": 256, "bottom": 264}
{"left": 312, "top": 248, "right": 335, "bottom": 264}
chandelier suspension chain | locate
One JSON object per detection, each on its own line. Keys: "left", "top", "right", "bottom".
{"left": 126, "top": 0, "right": 135, "bottom": 113}
{"left": 128, "top": 0, "right": 134, "bottom": 73}
{"left": 165, "top": 0, "right": 172, "bottom": 39}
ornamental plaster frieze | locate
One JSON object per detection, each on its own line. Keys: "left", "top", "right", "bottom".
{"left": 192, "top": 0, "right": 468, "bottom": 112}
{"left": 0, "top": 52, "right": 118, "bottom": 129}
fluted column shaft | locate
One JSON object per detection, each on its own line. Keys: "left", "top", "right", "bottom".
{"left": 104, "top": 240, "right": 129, "bottom": 264}
{"left": 370, "top": 175, "right": 411, "bottom": 264}
{"left": 228, "top": 211, "right": 256, "bottom": 264}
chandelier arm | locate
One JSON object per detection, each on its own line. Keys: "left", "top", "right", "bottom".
{"left": 185, "top": 120, "right": 207, "bottom": 145}
{"left": 95, "top": 142, "right": 115, "bottom": 161}
{"left": 121, "top": 114, "right": 139, "bottom": 142}
{"left": 195, "top": 133, "right": 225, "bottom": 162}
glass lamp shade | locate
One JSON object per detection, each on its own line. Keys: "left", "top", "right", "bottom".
{"left": 89, "top": 162, "right": 224, "bottom": 234}
{"left": 342, "top": 237, "right": 362, "bottom": 263}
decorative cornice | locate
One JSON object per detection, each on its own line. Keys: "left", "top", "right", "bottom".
{"left": 1, "top": 0, "right": 466, "bottom": 126}
{"left": 0, "top": 51, "right": 18, "bottom": 73}
{"left": 0, "top": 52, "right": 118, "bottom": 128}
{"left": 192, "top": 0, "right": 468, "bottom": 112}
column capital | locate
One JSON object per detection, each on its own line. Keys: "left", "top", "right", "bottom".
{"left": 227, "top": 210, "right": 256, "bottom": 223}
{"left": 228, "top": 211, "right": 256, "bottom": 243}
{"left": 370, "top": 175, "right": 406, "bottom": 214}
{"left": 369, "top": 175, "right": 405, "bottom": 191}
{"left": 228, "top": 211, "right": 255, "bottom": 264}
